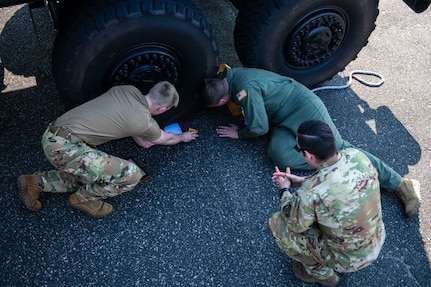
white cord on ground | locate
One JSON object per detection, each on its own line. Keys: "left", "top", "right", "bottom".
{"left": 311, "top": 70, "right": 385, "bottom": 93}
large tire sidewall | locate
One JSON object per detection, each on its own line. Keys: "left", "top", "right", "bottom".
{"left": 55, "top": 13, "right": 217, "bottom": 125}
{"left": 250, "top": 0, "right": 377, "bottom": 86}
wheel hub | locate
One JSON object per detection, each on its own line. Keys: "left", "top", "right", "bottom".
{"left": 106, "top": 44, "right": 182, "bottom": 93}
{"left": 285, "top": 10, "right": 346, "bottom": 68}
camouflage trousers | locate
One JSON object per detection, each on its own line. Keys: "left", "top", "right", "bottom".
{"left": 37, "top": 127, "right": 144, "bottom": 202}
{"left": 268, "top": 211, "right": 379, "bottom": 280}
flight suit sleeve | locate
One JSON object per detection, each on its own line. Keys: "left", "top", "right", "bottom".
{"left": 236, "top": 86, "right": 270, "bottom": 139}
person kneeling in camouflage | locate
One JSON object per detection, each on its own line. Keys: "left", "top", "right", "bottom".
{"left": 18, "top": 82, "right": 198, "bottom": 218}
{"left": 269, "top": 120, "right": 385, "bottom": 287}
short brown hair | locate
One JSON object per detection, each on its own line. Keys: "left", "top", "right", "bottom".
{"left": 200, "top": 78, "right": 228, "bottom": 106}
{"left": 147, "top": 81, "right": 179, "bottom": 108}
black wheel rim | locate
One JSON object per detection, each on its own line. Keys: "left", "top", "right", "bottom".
{"left": 105, "top": 44, "right": 183, "bottom": 93}
{"left": 284, "top": 9, "right": 347, "bottom": 68}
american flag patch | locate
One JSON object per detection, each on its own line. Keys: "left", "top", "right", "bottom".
{"left": 236, "top": 89, "right": 248, "bottom": 101}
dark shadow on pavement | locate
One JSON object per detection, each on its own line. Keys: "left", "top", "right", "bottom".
{"left": 316, "top": 75, "right": 421, "bottom": 177}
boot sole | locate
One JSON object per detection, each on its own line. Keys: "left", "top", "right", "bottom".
{"left": 402, "top": 179, "right": 421, "bottom": 217}
{"left": 18, "top": 175, "right": 42, "bottom": 212}
{"left": 69, "top": 194, "right": 113, "bottom": 218}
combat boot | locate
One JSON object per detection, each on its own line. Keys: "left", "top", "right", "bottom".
{"left": 395, "top": 178, "right": 421, "bottom": 217}
{"left": 292, "top": 261, "right": 339, "bottom": 287}
{"left": 69, "top": 193, "right": 113, "bottom": 218}
{"left": 18, "top": 174, "right": 43, "bottom": 211}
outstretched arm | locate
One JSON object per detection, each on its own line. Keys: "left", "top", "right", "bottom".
{"left": 133, "top": 130, "right": 198, "bottom": 148}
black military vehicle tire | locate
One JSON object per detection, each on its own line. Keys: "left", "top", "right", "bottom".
{"left": 234, "top": 0, "right": 378, "bottom": 87}
{"left": 52, "top": 0, "right": 218, "bottom": 126}
{"left": 229, "top": 0, "right": 246, "bottom": 10}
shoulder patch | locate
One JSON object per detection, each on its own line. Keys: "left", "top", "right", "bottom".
{"left": 236, "top": 89, "right": 248, "bottom": 101}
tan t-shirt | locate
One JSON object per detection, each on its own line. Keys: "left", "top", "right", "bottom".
{"left": 53, "top": 85, "right": 161, "bottom": 146}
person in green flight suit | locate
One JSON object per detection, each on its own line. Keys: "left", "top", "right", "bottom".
{"left": 200, "top": 64, "right": 420, "bottom": 218}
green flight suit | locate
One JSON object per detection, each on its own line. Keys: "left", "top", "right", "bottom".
{"left": 224, "top": 66, "right": 401, "bottom": 192}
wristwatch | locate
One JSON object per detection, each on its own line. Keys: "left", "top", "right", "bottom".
{"left": 279, "top": 187, "right": 291, "bottom": 198}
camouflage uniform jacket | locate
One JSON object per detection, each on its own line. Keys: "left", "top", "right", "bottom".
{"left": 279, "top": 148, "right": 386, "bottom": 272}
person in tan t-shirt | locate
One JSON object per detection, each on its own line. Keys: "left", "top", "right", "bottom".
{"left": 18, "top": 81, "right": 198, "bottom": 218}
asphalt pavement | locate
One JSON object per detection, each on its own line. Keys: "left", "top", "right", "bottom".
{"left": 1, "top": 0, "right": 431, "bottom": 286}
